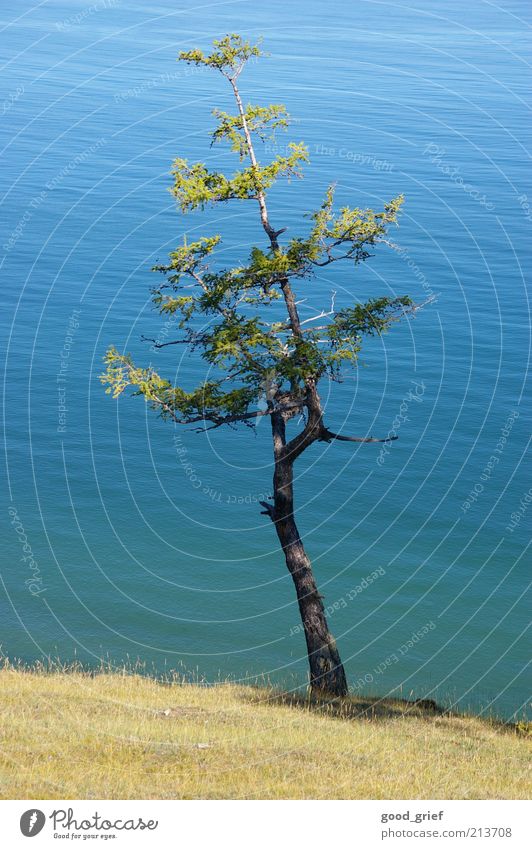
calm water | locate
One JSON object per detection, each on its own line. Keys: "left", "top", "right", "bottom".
{"left": 1, "top": 0, "right": 530, "bottom": 718}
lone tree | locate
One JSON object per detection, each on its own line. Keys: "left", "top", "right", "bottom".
{"left": 102, "top": 35, "right": 420, "bottom": 697}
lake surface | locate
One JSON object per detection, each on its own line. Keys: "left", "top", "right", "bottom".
{"left": 1, "top": 0, "right": 530, "bottom": 718}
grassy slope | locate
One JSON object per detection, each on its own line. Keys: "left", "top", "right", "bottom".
{"left": 0, "top": 668, "right": 529, "bottom": 800}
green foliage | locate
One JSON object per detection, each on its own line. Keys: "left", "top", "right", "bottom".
{"left": 306, "top": 187, "right": 404, "bottom": 264}
{"left": 152, "top": 235, "right": 221, "bottom": 284}
{"left": 179, "top": 34, "right": 265, "bottom": 77}
{"left": 101, "top": 347, "right": 256, "bottom": 423}
{"left": 325, "top": 296, "right": 413, "bottom": 372}
{"left": 102, "top": 34, "right": 418, "bottom": 430}
{"left": 329, "top": 296, "right": 413, "bottom": 342}
{"left": 170, "top": 143, "right": 308, "bottom": 212}
{"left": 212, "top": 104, "right": 290, "bottom": 158}
{"left": 202, "top": 316, "right": 280, "bottom": 367}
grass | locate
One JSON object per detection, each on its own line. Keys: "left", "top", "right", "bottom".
{"left": 0, "top": 663, "right": 530, "bottom": 799}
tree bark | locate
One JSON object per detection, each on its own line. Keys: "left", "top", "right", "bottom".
{"left": 268, "top": 412, "right": 348, "bottom": 698}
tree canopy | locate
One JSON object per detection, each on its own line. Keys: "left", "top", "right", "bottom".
{"left": 102, "top": 33, "right": 417, "bottom": 441}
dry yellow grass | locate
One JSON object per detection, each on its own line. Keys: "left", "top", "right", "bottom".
{"left": 0, "top": 665, "right": 529, "bottom": 799}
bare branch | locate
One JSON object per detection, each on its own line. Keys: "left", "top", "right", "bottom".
{"left": 300, "top": 290, "right": 337, "bottom": 326}
{"left": 259, "top": 500, "right": 275, "bottom": 519}
{"left": 141, "top": 336, "right": 188, "bottom": 349}
{"left": 320, "top": 427, "right": 398, "bottom": 444}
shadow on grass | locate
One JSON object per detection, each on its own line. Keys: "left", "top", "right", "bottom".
{"left": 243, "top": 688, "right": 448, "bottom": 723}
{"left": 242, "top": 689, "right": 531, "bottom": 737}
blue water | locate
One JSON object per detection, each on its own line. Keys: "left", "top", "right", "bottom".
{"left": 1, "top": 0, "right": 530, "bottom": 719}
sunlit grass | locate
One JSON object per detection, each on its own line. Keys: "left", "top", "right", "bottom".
{"left": 0, "top": 661, "right": 529, "bottom": 799}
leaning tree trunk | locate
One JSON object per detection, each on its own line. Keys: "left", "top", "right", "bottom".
{"left": 267, "top": 414, "right": 348, "bottom": 697}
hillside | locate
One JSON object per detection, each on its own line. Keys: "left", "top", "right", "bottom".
{"left": 0, "top": 666, "right": 529, "bottom": 799}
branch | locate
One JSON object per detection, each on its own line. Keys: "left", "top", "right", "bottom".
{"left": 320, "top": 427, "right": 398, "bottom": 444}
{"left": 191, "top": 399, "right": 304, "bottom": 432}
{"left": 259, "top": 500, "right": 275, "bottom": 519}
{"left": 300, "top": 291, "right": 337, "bottom": 326}
{"left": 141, "top": 336, "right": 188, "bottom": 349}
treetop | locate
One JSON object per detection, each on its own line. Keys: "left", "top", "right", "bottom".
{"left": 178, "top": 34, "right": 265, "bottom": 78}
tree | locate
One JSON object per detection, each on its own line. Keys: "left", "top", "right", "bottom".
{"left": 102, "top": 34, "right": 421, "bottom": 697}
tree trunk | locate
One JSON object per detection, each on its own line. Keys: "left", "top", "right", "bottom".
{"left": 275, "top": 508, "right": 348, "bottom": 697}
{"left": 267, "top": 413, "right": 348, "bottom": 698}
